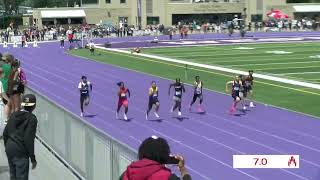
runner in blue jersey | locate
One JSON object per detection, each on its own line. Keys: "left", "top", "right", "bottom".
{"left": 226, "top": 75, "right": 243, "bottom": 114}
{"left": 146, "top": 81, "right": 160, "bottom": 120}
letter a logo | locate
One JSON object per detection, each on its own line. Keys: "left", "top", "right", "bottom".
{"left": 288, "top": 156, "right": 297, "bottom": 167}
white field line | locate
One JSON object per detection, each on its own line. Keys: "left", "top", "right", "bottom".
{"left": 255, "top": 65, "right": 320, "bottom": 71}
{"left": 117, "top": 40, "right": 320, "bottom": 49}
{"left": 278, "top": 71, "right": 320, "bottom": 75}
{"left": 230, "top": 61, "right": 320, "bottom": 67}
{"left": 157, "top": 55, "right": 318, "bottom": 64}
{"left": 95, "top": 46, "right": 320, "bottom": 90}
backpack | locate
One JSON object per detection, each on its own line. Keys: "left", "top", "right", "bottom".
{"left": 18, "top": 68, "right": 27, "bottom": 83}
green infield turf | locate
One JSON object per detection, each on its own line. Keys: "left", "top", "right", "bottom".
{"left": 69, "top": 46, "right": 320, "bottom": 118}
{"left": 143, "top": 42, "right": 320, "bottom": 84}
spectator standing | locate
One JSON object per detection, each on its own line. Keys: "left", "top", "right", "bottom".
{"left": 60, "top": 35, "right": 65, "bottom": 48}
{"left": 3, "top": 94, "right": 38, "bottom": 180}
{"left": 21, "top": 35, "right": 26, "bottom": 47}
{"left": 1, "top": 54, "right": 13, "bottom": 120}
{"left": 40, "top": 30, "right": 45, "bottom": 41}
{"left": 0, "top": 69, "right": 10, "bottom": 139}
{"left": 169, "top": 28, "right": 173, "bottom": 40}
{"left": 7, "top": 59, "right": 24, "bottom": 113}
{"left": 120, "top": 136, "right": 192, "bottom": 180}
{"left": 67, "top": 28, "right": 74, "bottom": 49}
{"left": 289, "top": 20, "right": 292, "bottom": 31}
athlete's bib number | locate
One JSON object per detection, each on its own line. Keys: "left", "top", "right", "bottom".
{"left": 233, "top": 87, "right": 239, "bottom": 91}
{"left": 175, "top": 91, "right": 181, "bottom": 96}
{"left": 121, "top": 93, "right": 126, "bottom": 97}
{"left": 153, "top": 94, "right": 158, "bottom": 97}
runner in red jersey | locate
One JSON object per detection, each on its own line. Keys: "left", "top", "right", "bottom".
{"left": 116, "top": 82, "right": 131, "bottom": 121}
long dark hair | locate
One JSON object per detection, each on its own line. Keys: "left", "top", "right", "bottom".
{"left": 138, "top": 136, "right": 170, "bottom": 164}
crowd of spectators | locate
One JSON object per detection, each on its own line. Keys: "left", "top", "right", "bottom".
{"left": 1, "top": 16, "right": 319, "bottom": 43}
{"left": 0, "top": 52, "right": 38, "bottom": 180}
{"left": 0, "top": 53, "right": 27, "bottom": 127}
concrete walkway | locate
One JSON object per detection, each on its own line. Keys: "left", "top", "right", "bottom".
{"left": 0, "top": 139, "right": 79, "bottom": 180}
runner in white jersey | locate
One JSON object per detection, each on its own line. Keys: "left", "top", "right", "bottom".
{"left": 78, "top": 76, "right": 93, "bottom": 117}
{"left": 189, "top": 76, "right": 204, "bottom": 112}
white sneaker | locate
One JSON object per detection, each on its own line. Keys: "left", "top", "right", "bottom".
{"left": 178, "top": 111, "right": 182, "bottom": 116}
{"left": 250, "top": 102, "right": 255, "bottom": 107}
{"left": 80, "top": 113, "right": 83, "bottom": 117}
{"left": 154, "top": 112, "right": 160, "bottom": 118}
{"left": 170, "top": 106, "right": 174, "bottom": 113}
{"left": 124, "top": 114, "right": 128, "bottom": 121}
{"left": 116, "top": 112, "right": 119, "bottom": 119}
{"left": 243, "top": 106, "right": 247, "bottom": 110}
{"left": 146, "top": 113, "right": 149, "bottom": 120}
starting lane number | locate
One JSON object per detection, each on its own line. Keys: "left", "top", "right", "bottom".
{"left": 233, "top": 155, "right": 299, "bottom": 169}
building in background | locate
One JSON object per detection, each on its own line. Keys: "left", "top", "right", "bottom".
{"left": 31, "top": 0, "right": 320, "bottom": 28}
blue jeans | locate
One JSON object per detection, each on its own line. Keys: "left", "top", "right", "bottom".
{"left": 8, "top": 157, "right": 29, "bottom": 180}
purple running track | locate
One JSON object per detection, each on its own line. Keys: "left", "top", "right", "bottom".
{"left": 2, "top": 32, "right": 320, "bottom": 180}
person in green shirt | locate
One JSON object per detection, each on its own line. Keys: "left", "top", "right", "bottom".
{"left": 1, "top": 54, "right": 13, "bottom": 119}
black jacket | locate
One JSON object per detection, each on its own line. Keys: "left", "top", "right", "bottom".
{"left": 3, "top": 110, "right": 38, "bottom": 162}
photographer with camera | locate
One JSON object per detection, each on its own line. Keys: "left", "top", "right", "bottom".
{"left": 120, "top": 136, "right": 191, "bottom": 180}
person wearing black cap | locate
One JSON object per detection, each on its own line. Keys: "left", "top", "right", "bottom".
{"left": 78, "top": 76, "right": 92, "bottom": 117}
{"left": 3, "top": 94, "right": 38, "bottom": 180}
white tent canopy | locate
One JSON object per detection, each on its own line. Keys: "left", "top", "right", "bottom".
{"left": 41, "top": 10, "right": 86, "bottom": 18}
{"left": 293, "top": 5, "right": 320, "bottom": 12}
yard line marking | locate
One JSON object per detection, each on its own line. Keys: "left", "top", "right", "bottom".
{"left": 230, "top": 61, "right": 320, "bottom": 67}
{"left": 187, "top": 57, "right": 317, "bottom": 64}
{"left": 256, "top": 66, "right": 320, "bottom": 71}
{"left": 278, "top": 72, "right": 320, "bottom": 75}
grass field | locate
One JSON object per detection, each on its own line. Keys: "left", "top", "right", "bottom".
{"left": 69, "top": 43, "right": 320, "bottom": 118}
{"left": 143, "top": 42, "right": 320, "bottom": 84}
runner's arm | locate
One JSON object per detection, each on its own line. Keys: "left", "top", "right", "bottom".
{"left": 78, "top": 82, "right": 82, "bottom": 91}
{"left": 127, "top": 89, "right": 131, "bottom": 98}
{"left": 87, "top": 81, "right": 93, "bottom": 91}
{"left": 168, "top": 84, "right": 173, "bottom": 96}
{"left": 226, "top": 81, "right": 233, "bottom": 92}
